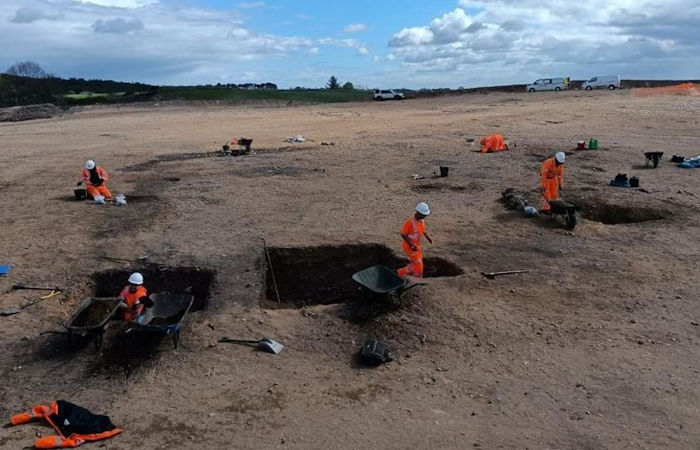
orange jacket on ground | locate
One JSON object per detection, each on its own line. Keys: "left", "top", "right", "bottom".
{"left": 79, "top": 166, "right": 109, "bottom": 187}
{"left": 9, "top": 400, "right": 122, "bottom": 448}
{"left": 480, "top": 134, "right": 507, "bottom": 153}
{"left": 119, "top": 285, "right": 148, "bottom": 321}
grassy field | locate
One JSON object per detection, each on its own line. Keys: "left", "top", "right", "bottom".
{"left": 157, "top": 87, "right": 372, "bottom": 103}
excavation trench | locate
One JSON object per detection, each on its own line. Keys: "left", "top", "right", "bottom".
{"left": 575, "top": 199, "right": 667, "bottom": 224}
{"left": 263, "top": 244, "right": 463, "bottom": 310}
{"left": 92, "top": 266, "right": 215, "bottom": 311}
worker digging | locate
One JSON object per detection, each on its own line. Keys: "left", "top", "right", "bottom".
{"left": 117, "top": 272, "right": 150, "bottom": 324}
{"left": 540, "top": 151, "right": 566, "bottom": 213}
{"left": 480, "top": 133, "right": 508, "bottom": 153}
{"left": 77, "top": 159, "right": 112, "bottom": 203}
{"left": 397, "top": 202, "right": 433, "bottom": 279}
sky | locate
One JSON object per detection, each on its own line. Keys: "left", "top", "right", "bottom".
{"left": 1, "top": 0, "right": 699, "bottom": 88}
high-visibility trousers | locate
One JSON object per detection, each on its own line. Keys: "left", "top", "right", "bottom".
{"left": 87, "top": 184, "right": 112, "bottom": 199}
{"left": 541, "top": 178, "right": 559, "bottom": 211}
{"left": 398, "top": 243, "right": 424, "bottom": 278}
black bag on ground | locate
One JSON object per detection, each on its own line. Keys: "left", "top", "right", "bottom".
{"left": 359, "top": 339, "right": 393, "bottom": 366}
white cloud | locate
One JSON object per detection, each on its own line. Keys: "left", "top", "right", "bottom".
{"left": 386, "top": 2, "right": 700, "bottom": 87}
{"left": 92, "top": 17, "right": 143, "bottom": 33}
{"left": 74, "top": 0, "right": 157, "bottom": 8}
{"left": 238, "top": 2, "right": 266, "bottom": 9}
{"left": 343, "top": 23, "right": 367, "bottom": 33}
{"left": 0, "top": 0, "right": 372, "bottom": 85}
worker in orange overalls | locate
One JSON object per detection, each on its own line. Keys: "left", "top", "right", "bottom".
{"left": 397, "top": 202, "right": 433, "bottom": 278}
{"left": 540, "top": 151, "right": 566, "bottom": 212}
{"left": 480, "top": 134, "right": 508, "bottom": 153}
{"left": 77, "top": 159, "right": 112, "bottom": 200}
{"left": 118, "top": 272, "right": 149, "bottom": 323}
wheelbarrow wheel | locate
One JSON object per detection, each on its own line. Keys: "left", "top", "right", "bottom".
{"left": 95, "top": 334, "right": 104, "bottom": 351}
{"left": 173, "top": 332, "right": 180, "bottom": 350}
{"left": 389, "top": 293, "right": 401, "bottom": 306}
{"left": 564, "top": 211, "right": 577, "bottom": 230}
{"left": 653, "top": 157, "right": 659, "bottom": 168}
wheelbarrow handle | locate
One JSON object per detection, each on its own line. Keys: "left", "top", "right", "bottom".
{"left": 401, "top": 282, "right": 426, "bottom": 293}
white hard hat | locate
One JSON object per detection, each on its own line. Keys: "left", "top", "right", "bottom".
{"left": 85, "top": 159, "right": 96, "bottom": 170}
{"left": 128, "top": 272, "right": 144, "bottom": 285}
{"left": 555, "top": 152, "right": 566, "bottom": 163}
{"left": 416, "top": 202, "right": 430, "bottom": 215}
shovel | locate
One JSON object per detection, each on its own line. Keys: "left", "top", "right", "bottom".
{"left": 218, "top": 337, "right": 284, "bottom": 354}
{"left": 2, "top": 290, "right": 61, "bottom": 316}
{"left": 12, "top": 283, "right": 63, "bottom": 291}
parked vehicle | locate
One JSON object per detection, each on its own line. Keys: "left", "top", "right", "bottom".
{"left": 373, "top": 89, "right": 404, "bottom": 100}
{"left": 526, "top": 78, "right": 566, "bottom": 92}
{"left": 582, "top": 75, "right": 621, "bottom": 90}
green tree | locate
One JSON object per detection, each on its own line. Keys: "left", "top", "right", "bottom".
{"left": 342, "top": 81, "right": 354, "bottom": 90}
{"left": 326, "top": 75, "right": 340, "bottom": 89}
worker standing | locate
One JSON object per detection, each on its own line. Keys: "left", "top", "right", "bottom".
{"left": 118, "top": 272, "right": 149, "bottom": 323}
{"left": 398, "top": 202, "right": 433, "bottom": 278}
{"left": 540, "top": 151, "right": 566, "bottom": 212}
{"left": 78, "top": 159, "right": 112, "bottom": 200}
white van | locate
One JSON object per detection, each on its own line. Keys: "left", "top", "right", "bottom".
{"left": 526, "top": 78, "right": 566, "bottom": 92}
{"left": 582, "top": 75, "right": 621, "bottom": 90}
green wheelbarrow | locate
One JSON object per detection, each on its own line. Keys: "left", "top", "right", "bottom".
{"left": 352, "top": 265, "right": 424, "bottom": 305}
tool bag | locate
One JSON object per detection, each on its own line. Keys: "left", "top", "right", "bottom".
{"left": 9, "top": 400, "right": 122, "bottom": 448}
{"left": 359, "top": 339, "right": 393, "bottom": 366}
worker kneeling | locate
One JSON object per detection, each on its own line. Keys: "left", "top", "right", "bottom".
{"left": 118, "top": 272, "right": 150, "bottom": 324}
{"left": 77, "top": 159, "right": 112, "bottom": 200}
{"left": 540, "top": 151, "right": 566, "bottom": 212}
{"left": 398, "top": 202, "right": 433, "bottom": 278}
{"left": 480, "top": 134, "right": 508, "bottom": 153}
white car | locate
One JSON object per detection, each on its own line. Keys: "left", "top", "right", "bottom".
{"left": 582, "top": 75, "right": 621, "bottom": 90}
{"left": 526, "top": 78, "right": 567, "bottom": 92}
{"left": 373, "top": 89, "right": 404, "bottom": 100}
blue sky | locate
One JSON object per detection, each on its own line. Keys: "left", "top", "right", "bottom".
{"left": 1, "top": 0, "right": 699, "bottom": 88}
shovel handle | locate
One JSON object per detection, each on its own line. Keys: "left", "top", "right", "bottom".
{"left": 218, "top": 337, "right": 259, "bottom": 344}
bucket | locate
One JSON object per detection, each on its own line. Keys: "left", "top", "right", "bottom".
{"left": 439, "top": 166, "right": 449, "bottom": 177}
{"left": 630, "top": 176, "right": 639, "bottom": 188}
{"left": 577, "top": 141, "right": 586, "bottom": 150}
{"left": 74, "top": 188, "right": 87, "bottom": 200}
{"left": 588, "top": 138, "right": 599, "bottom": 150}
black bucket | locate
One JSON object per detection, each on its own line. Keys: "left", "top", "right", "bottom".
{"left": 630, "top": 176, "right": 640, "bottom": 188}
{"left": 439, "top": 166, "right": 449, "bottom": 177}
{"left": 74, "top": 188, "right": 87, "bottom": 200}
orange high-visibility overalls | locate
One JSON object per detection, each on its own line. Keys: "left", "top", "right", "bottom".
{"left": 10, "top": 401, "right": 122, "bottom": 448}
{"left": 480, "top": 134, "right": 507, "bottom": 153}
{"left": 540, "top": 157, "right": 564, "bottom": 211}
{"left": 398, "top": 216, "right": 426, "bottom": 278}
{"left": 119, "top": 285, "right": 148, "bottom": 322}
{"left": 80, "top": 166, "right": 112, "bottom": 199}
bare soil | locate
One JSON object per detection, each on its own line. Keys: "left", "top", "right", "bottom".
{"left": 1, "top": 90, "right": 699, "bottom": 449}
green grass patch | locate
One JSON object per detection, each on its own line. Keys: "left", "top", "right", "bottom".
{"left": 64, "top": 92, "right": 113, "bottom": 100}
{"left": 157, "top": 87, "right": 371, "bottom": 103}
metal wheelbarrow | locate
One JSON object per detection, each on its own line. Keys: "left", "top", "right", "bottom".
{"left": 63, "top": 297, "right": 122, "bottom": 350}
{"left": 547, "top": 199, "right": 579, "bottom": 230}
{"left": 352, "top": 265, "right": 424, "bottom": 305}
{"left": 644, "top": 151, "right": 663, "bottom": 168}
{"left": 134, "top": 293, "right": 194, "bottom": 349}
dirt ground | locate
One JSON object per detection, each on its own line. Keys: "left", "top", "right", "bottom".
{"left": 1, "top": 90, "right": 699, "bottom": 449}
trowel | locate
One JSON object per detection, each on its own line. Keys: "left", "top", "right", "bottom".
{"left": 218, "top": 337, "right": 284, "bottom": 354}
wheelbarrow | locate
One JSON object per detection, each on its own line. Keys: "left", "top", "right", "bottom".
{"left": 644, "top": 151, "right": 663, "bottom": 168}
{"left": 133, "top": 293, "right": 194, "bottom": 349}
{"left": 547, "top": 199, "right": 579, "bottom": 230}
{"left": 63, "top": 297, "right": 122, "bottom": 350}
{"left": 352, "top": 265, "right": 424, "bottom": 305}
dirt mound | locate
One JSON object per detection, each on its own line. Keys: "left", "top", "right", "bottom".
{"left": 0, "top": 103, "right": 63, "bottom": 122}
